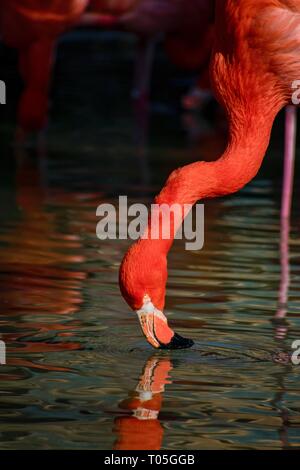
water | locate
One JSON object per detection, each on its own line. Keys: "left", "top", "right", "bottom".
{"left": 0, "top": 31, "right": 300, "bottom": 450}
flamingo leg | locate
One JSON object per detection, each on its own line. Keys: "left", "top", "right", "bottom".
{"left": 274, "top": 106, "right": 297, "bottom": 339}
{"left": 266, "top": 112, "right": 296, "bottom": 438}
{"left": 17, "top": 39, "right": 55, "bottom": 133}
{"left": 274, "top": 214, "right": 290, "bottom": 340}
{"left": 281, "top": 106, "right": 297, "bottom": 220}
{"left": 132, "top": 35, "right": 158, "bottom": 149}
{"left": 132, "top": 36, "right": 157, "bottom": 103}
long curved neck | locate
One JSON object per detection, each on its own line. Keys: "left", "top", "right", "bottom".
{"left": 147, "top": 102, "right": 280, "bottom": 255}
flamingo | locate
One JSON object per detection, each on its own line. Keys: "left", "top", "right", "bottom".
{"left": 85, "top": 0, "right": 215, "bottom": 108}
{"left": 119, "top": 0, "right": 299, "bottom": 349}
{"left": 1, "top": 0, "right": 214, "bottom": 133}
{"left": 0, "top": 0, "right": 89, "bottom": 133}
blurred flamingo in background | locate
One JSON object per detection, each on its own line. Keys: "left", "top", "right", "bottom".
{"left": 85, "top": 0, "right": 215, "bottom": 109}
{"left": 0, "top": 0, "right": 89, "bottom": 134}
{"left": 0, "top": 146, "right": 88, "bottom": 371}
{"left": 0, "top": 0, "right": 214, "bottom": 134}
{"left": 119, "top": 0, "right": 299, "bottom": 349}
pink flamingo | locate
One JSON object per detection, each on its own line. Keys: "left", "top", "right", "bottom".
{"left": 119, "top": 0, "right": 298, "bottom": 349}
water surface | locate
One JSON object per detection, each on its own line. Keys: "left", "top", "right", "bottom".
{"left": 0, "top": 31, "right": 299, "bottom": 450}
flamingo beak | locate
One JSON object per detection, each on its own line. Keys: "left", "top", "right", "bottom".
{"left": 136, "top": 296, "right": 194, "bottom": 350}
{"left": 136, "top": 310, "right": 161, "bottom": 348}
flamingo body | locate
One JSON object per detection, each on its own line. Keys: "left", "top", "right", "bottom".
{"left": 117, "top": 0, "right": 214, "bottom": 66}
{"left": 87, "top": 0, "right": 215, "bottom": 108}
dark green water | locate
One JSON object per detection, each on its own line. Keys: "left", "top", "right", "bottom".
{"left": 0, "top": 31, "right": 299, "bottom": 450}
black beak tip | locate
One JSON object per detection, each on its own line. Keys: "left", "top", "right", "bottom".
{"left": 159, "top": 332, "right": 194, "bottom": 350}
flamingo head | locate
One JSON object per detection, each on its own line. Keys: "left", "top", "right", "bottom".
{"left": 119, "top": 241, "right": 194, "bottom": 350}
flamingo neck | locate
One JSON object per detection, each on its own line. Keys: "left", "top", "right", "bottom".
{"left": 147, "top": 103, "right": 280, "bottom": 255}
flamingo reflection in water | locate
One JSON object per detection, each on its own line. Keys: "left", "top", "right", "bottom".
{"left": 113, "top": 206, "right": 296, "bottom": 450}
{"left": 0, "top": 146, "right": 89, "bottom": 372}
{"left": 113, "top": 355, "right": 172, "bottom": 450}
